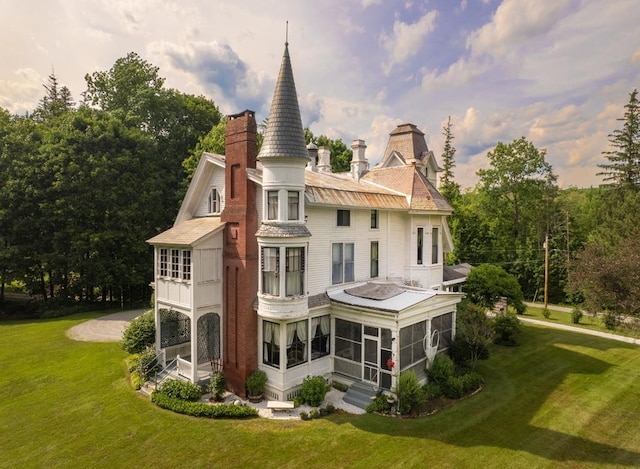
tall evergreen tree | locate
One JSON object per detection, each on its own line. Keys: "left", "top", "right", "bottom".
{"left": 439, "top": 116, "right": 460, "bottom": 203}
{"left": 597, "top": 88, "right": 640, "bottom": 189}
{"left": 35, "top": 71, "right": 74, "bottom": 119}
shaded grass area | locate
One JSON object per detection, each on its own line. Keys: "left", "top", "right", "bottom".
{"left": 1, "top": 314, "right": 640, "bottom": 468}
{"left": 524, "top": 306, "right": 640, "bottom": 339}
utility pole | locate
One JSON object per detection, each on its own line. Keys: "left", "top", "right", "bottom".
{"left": 544, "top": 234, "right": 549, "bottom": 309}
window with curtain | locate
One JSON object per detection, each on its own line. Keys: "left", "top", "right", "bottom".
{"left": 159, "top": 248, "right": 168, "bottom": 277}
{"left": 267, "top": 190, "right": 278, "bottom": 220}
{"left": 311, "top": 315, "right": 330, "bottom": 359}
{"left": 262, "top": 247, "right": 280, "bottom": 296}
{"left": 431, "top": 227, "right": 439, "bottom": 264}
{"left": 286, "top": 320, "right": 308, "bottom": 368}
{"left": 171, "top": 249, "right": 180, "bottom": 278}
{"left": 288, "top": 191, "right": 299, "bottom": 220}
{"left": 263, "top": 321, "right": 280, "bottom": 368}
{"left": 417, "top": 227, "right": 424, "bottom": 265}
{"left": 182, "top": 250, "right": 191, "bottom": 280}
{"left": 285, "top": 247, "right": 304, "bottom": 296}
{"left": 208, "top": 188, "right": 220, "bottom": 214}
{"left": 332, "top": 243, "right": 354, "bottom": 284}
{"left": 370, "top": 241, "right": 379, "bottom": 278}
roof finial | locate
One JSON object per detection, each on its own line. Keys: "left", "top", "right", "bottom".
{"left": 285, "top": 20, "right": 289, "bottom": 46}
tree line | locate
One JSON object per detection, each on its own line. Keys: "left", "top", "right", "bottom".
{"left": 442, "top": 88, "right": 640, "bottom": 318}
{"left": 0, "top": 53, "right": 355, "bottom": 309}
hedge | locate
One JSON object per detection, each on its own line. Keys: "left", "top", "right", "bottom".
{"left": 151, "top": 392, "right": 258, "bottom": 419}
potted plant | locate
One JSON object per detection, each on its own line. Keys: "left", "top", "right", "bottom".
{"left": 246, "top": 369, "right": 267, "bottom": 402}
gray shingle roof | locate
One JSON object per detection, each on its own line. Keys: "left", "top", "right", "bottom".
{"left": 255, "top": 223, "right": 312, "bottom": 238}
{"left": 257, "top": 43, "right": 309, "bottom": 160}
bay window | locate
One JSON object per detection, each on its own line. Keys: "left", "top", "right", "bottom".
{"left": 263, "top": 321, "right": 280, "bottom": 368}
{"left": 285, "top": 247, "right": 304, "bottom": 296}
{"left": 286, "top": 320, "right": 308, "bottom": 368}
{"left": 261, "top": 247, "right": 279, "bottom": 296}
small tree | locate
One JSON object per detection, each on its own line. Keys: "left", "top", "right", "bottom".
{"left": 456, "top": 302, "right": 494, "bottom": 370}
{"left": 465, "top": 264, "right": 526, "bottom": 314}
{"left": 300, "top": 375, "right": 328, "bottom": 407}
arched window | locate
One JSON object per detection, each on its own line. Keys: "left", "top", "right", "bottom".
{"left": 208, "top": 188, "right": 220, "bottom": 214}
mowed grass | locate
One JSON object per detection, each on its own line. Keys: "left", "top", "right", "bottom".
{"left": 1, "top": 313, "right": 640, "bottom": 468}
{"left": 524, "top": 306, "right": 640, "bottom": 339}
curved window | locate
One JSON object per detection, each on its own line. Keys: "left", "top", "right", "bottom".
{"left": 208, "top": 188, "right": 220, "bottom": 214}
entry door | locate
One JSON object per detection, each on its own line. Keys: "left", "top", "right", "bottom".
{"left": 363, "top": 337, "right": 379, "bottom": 385}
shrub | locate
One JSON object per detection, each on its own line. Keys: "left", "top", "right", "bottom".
{"left": 299, "top": 411, "right": 310, "bottom": 421}
{"left": 571, "top": 308, "right": 583, "bottom": 324}
{"left": 493, "top": 313, "right": 521, "bottom": 346}
{"left": 461, "top": 372, "right": 484, "bottom": 393}
{"left": 397, "top": 371, "right": 425, "bottom": 415}
{"left": 151, "top": 392, "right": 257, "bottom": 419}
{"left": 428, "top": 354, "right": 455, "bottom": 385}
{"left": 136, "top": 346, "right": 160, "bottom": 380}
{"left": 542, "top": 308, "right": 551, "bottom": 319}
{"left": 293, "top": 395, "right": 305, "bottom": 407}
{"left": 325, "top": 403, "right": 336, "bottom": 414}
{"left": 309, "top": 409, "right": 320, "bottom": 419}
{"left": 130, "top": 370, "right": 145, "bottom": 390}
{"left": 207, "top": 372, "right": 226, "bottom": 401}
{"left": 319, "top": 407, "right": 328, "bottom": 417}
{"left": 158, "top": 379, "right": 202, "bottom": 401}
{"left": 443, "top": 376, "right": 464, "bottom": 400}
{"left": 603, "top": 311, "right": 619, "bottom": 330}
{"left": 366, "top": 394, "right": 392, "bottom": 413}
{"left": 121, "top": 310, "right": 155, "bottom": 354}
{"left": 125, "top": 353, "right": 140, "bottom": 373}
{"left": 331, "top": 381, "right": 349, "bottom": 392}
{"left": 300, "top": 375, "right": 328, "bottom": 407}
{"left": 422, "top": 381, "right": 442, "bottom": 401}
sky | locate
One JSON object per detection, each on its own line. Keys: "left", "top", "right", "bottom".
{"left": 1, "top": 0, "right": 639, "bottom": 189}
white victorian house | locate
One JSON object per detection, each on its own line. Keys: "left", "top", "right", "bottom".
{"left": 147, "top": 42, "right": 465, "bottom": 405}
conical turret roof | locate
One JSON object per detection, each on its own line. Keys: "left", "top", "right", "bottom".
{"left": 257, "top": 43, "right": 309, "bottom": 160}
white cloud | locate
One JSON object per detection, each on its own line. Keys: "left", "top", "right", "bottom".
{"left": 0, "top": 69, "right": 43, "bottom": 114}
{"left": 381, "top": 10, "right": 438, "bottom": 73}
{"left": 466, "top": 0, "right": 575, "bottom": 59}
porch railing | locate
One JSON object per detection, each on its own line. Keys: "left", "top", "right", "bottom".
{"left": 177, "top": 356, "right": 192, "bottom": 379}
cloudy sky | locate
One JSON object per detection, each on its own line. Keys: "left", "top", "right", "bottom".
{"left": 1, "top": 0, "right": 638, "bottom": 188}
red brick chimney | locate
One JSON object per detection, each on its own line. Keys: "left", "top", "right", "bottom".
{"left": 221, "top": 110, "right": 259, "bottom": 396}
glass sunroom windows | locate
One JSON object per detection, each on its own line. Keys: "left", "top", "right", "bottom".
{"left": 261, "top": 247, "right": 279, "bottom": 296}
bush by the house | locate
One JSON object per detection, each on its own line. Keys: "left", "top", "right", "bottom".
{"left": 130, "top": 370, "right": 145, "bottom": 390}
{"left": 299, "top": 410, "right": 309, "bottom": 421}
{"left": 125, "top": 353, "right": 140, "bottom": 373}
{"left": 493, "top": 312, "right": 521, "bottom": 346}
{"left": 428, "top": 354, "right": 455, "bottom": 385}
{"left": 462, "top": 372, "right": 484, "bottom": 394}
{"left": 325, "top": 403, "right": 336, "bottom": 414}
{"left": 422, "top": 381, "right": 442, "bottom": 401}
{"left": 366, "top": 394, "right": 392, "bottom": 413}
{"left": 309, "top": 409, "right": 320, "bottom": 419}
{"left": 158, "top": 379, "right": 202, "bottom": 401}
{"left": 207, "top": 372, "right": 226, "bottom": 401}
{"left": 397, "top": 370, "right": 425, "bottom": 415}
{"left": 300, "top": 375, "right": 328, "bottom": 407}
{"left": 571, "top": 308, "right": 583, "bottom": 324}
{"left": 136, "top": 346, "right": 160, "bottom": 380}
{"left": 331, "top": 381, "right": 349, "bottom": 392}
{"left": 121, "top": 310, "right": 155, "bottom": 354}
{"left": 151, "top": 392, "right": 257, "bottom": 419}
{"left": 443, "top": 376, "right": 465, "bottom": 400}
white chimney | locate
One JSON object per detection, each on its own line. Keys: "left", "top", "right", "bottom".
{"left": 317, "top": 146, "right": 332, "bottom": 173}
{"left": 350, "top": 139, "right": 368, "bottom": 181}
{"left": 306, "top": 142, "right": 318, "bottom": 172}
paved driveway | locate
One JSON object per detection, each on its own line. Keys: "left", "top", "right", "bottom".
{"left": 66, "top": 309, "right": 147, "bottom": 342}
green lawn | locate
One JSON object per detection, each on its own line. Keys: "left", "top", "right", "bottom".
{"left": 1, "top": 312, "right": 640, "bottom": 468}
{"left": 524, "top": 306, "right": 640, "bottom": 339}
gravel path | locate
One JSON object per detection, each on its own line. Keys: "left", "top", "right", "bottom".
{"left": 66, "top": 309, "right": 147, "bottom": 342}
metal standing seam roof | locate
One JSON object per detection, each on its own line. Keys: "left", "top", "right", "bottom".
{"left": 146, "top": 217, "right": 225, "bottom": 246}
{"left": 257, "top": 43, "right": 309, "bottom": 160}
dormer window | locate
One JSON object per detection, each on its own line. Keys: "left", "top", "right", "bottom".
{"left": 208, "top": 188, "right": 220, "bottom": 214}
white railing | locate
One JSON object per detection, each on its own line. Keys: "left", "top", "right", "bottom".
{"left": 177, "top": 356, "right": 192, "bottom": 379}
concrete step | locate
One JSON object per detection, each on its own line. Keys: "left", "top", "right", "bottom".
{"left": 343, "top": 382, "right": 377, "bottom": 409}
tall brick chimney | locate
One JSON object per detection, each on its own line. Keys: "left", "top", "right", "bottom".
{"left": 220, "top": 110, "right": 259, "bottom": 396}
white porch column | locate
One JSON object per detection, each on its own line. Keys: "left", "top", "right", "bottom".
{"left": 191, "top": 312, "right": 198, "bottom": 383}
